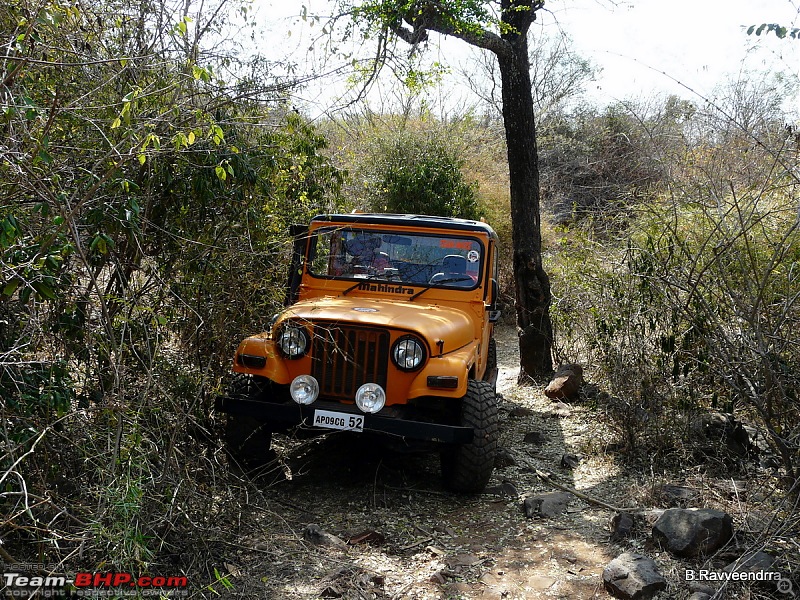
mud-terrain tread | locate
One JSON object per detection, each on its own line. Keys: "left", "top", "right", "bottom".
{"left": 225, "top": 375, "right": 275, "bottom": 469}
{"left": 441, "top": 379, "right": 499, "bottom": 493}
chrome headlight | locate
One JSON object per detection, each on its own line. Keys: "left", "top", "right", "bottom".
{"left": 290, "top": 375, "right": 319, "bottom": 405}
{"left": 277, "top": 324, "right": 309, "bottom": 359}
{"left": 392, "top": 335, "right": 426, "bottom": 371}
{"left": 356, "top": 383, "right": 386, "bottom": 413}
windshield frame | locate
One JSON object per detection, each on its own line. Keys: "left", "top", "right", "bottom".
{"left": 306, "top": 226, "right": 486, "bottom": 292}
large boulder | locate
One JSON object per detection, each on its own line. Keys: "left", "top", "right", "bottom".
{"left": 652, "top": 508, "right": 734, "bottom": 557}
{"left": 603, "top": 552, "right": 667, "bottom": 600}
{"left": 544, "top": 364, "right": 584, "bottom": 400}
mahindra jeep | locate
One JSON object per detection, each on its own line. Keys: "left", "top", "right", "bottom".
{"left": 215, "top": 213, "right": 502, "bottom": 492}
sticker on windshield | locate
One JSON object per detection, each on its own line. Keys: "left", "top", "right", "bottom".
{"left": 440, "top": 239, "right": 473, "bottom": 250}
{"left": 467, "top": 250, "right": 480, "bottom": 263}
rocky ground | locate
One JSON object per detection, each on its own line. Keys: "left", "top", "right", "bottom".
{"left": 210, "top": 326, "right": 796, "bottom": 599}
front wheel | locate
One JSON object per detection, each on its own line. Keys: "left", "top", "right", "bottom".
{"left": 441, "top": 379, "right": 499, "bottom": 493}
{"left": 225, "top": 375, "right": 275, "bottom": 469}
{"left": 226, "top": 414, "right": 273, "bottom": 469}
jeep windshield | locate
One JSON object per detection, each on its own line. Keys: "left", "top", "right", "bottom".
{"left": 308, "top": 227, "right": 483, "bottom": 290}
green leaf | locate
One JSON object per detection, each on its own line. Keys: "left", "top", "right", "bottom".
{"left": 90, "top": 234, "right": 112, "bottom": 255}
{"left": 111, "top": 117, "right": 121, "bottom": 129}
{"left": 2, "top": 280, "right": 20, "bottom": 297}
{"left": 215, "top": 165, "right": 227, "bottom": 181}
{"left": 138, "top": 154, "right": 146, "bottom": 165}
{"left": 173, "top": 132, "right": 188, "bottom": 149}
{"left": 32, "top": 281, "right": 57, "bottom": 300}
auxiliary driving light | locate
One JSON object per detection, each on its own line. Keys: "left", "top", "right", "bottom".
{"left": 355, "top": 383, "right": 386, "bottom": 414}
{"left": 290, "top": 375, "right": 319, "bottom": 405}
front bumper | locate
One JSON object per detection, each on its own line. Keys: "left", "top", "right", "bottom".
{"left": 214, "top": 396, "right": 474, "bottom": 444}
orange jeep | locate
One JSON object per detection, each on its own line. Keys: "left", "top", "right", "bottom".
{"left": 215, "top": 213, "right": 502, "bottom": 492}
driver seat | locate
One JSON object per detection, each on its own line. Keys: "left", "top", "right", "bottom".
{"left": 430, "top": 254, "right": 470, "bottom": 285}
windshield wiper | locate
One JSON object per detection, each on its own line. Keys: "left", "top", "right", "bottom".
{"left": 410, "top": 276, "right": 472, "bottom": 301}
{"left": 409, "top": 284, "right": 434, "bottom": 301}
{"left": 341, "top": 273, "right": 383, "bottom": 296}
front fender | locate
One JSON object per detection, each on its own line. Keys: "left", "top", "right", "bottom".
{"left": 408, "top": 344, "right": 478, "bottom": 399}
{"left": 232, "top": 337, "right": 292, "bottom": 384}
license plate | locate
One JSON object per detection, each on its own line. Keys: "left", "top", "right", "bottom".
{"left": 312, "top": 410, "right": 364, "bottom": 432}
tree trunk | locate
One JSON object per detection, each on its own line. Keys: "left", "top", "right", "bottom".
{"left": 376, "top": 0, "right": 554, "bottom": 379}
{"left": 497, "top": 42, "right": 554, "bottom": 380}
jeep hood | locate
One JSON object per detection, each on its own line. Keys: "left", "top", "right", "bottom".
{"left": 279, "top": 297, "right": 475, "bottom": 354}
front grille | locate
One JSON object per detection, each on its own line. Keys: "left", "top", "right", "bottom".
{"left": 311, "top": 325, "right": 389, "bottom": 398}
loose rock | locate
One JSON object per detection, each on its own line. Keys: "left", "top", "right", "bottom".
{"left": 523, "top": 492, "right": 571, "bottom": 519}
{"left": 303, "top": 524, "right": 348, "bottom": 549}
{"left": 723, "top": 550, "right": 776, "bottom": 575}
{"left": 544, "top": 363, "right": 584, "bottom": 400}
{"left": 603, "top": 552, "right": 667, "bottom": 600}
{"left": 485, "top": 479, "right": 519, "bottom": 498}
{"left": 560, "top": 453, "right": 580, "bottom": 469}
{"left": 610, "top": 512, "right": 635, "bottom": 541}
{"left": 494, "top": 447, "right": 517, "bottom": 469}
{"left": 652, "top": 508, "right": 734, "bottom": 557}
{"left": 523, "top": 430, "right": 546, "bottom": 445}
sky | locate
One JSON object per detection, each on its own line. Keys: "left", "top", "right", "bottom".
{"left": 251, "top": 0, "right": 800, "bottom": 116}
{"left": 553, "top": 0, "right": 800, "bottom": 107}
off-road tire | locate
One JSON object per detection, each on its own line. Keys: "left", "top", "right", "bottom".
{"left": 441, "top": 379, "right": 499, "bottom": 493}
{"left": 225, "top": 375, "right": 275, "bottom": 469}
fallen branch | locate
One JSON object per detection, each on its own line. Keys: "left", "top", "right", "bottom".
{"left": 535, "top": 469, "right": 641, "bottom": 513}
{"left": 0, "top": 545, "right": 16, "bottom": 564}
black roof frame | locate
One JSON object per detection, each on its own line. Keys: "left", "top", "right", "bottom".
{"left": 310, "top": 213, "right": 499, "bottom": 241}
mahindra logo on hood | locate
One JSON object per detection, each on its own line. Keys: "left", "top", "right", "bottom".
{"left": 357, "top": 282, "right": 415, "bottom": 295}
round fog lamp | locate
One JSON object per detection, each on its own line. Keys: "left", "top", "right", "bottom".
{"left": 290, "top": 375, "right": 319, "bottom": 405}
{"left": 355, "top": 383, "right": 386, "bottom": 414}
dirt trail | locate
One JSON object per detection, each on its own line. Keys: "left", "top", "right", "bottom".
{"left": 225, "top": 326, "right": 623, "bottom": 599}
